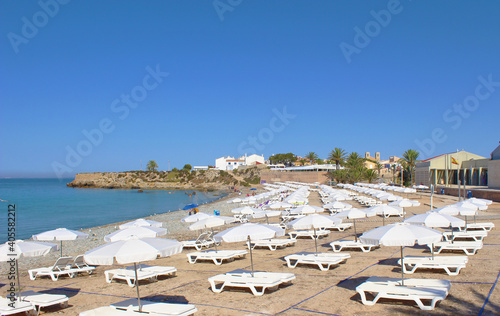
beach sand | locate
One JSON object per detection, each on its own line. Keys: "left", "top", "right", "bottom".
{"left": 2, "top": 188, "right": 500, "bottom": 315}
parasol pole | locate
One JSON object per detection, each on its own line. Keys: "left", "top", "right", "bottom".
{"left": 400, "top": 246, "right": 405, "bottom": 286}
{"left": 134, "top": 262, "right": 142, "bottom": 312}
{"left": 313, "top": 227, "right": 318, "bottom": 255}
{"left": 247, "top": 236, "right": 255, "bottom": 277}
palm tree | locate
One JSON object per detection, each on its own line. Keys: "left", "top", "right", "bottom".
{"left": 375, "top": 162, "right": 383, "bottom": 175}
{"left": 305, "top": 152, "right": 318, "bottom": 162}
{"left": 345, "top": 152, "right": 365, "bottom": 169}
{"left": 390, "top": 164, "right": 397, "bottom": 183}
{"left": 328, "top": 148, "right": 347, "bottom": 170}
{"left": 365, "top": 169, "right": 378, "bottom": 183}
{"left": 401, "top": 149, "right": 420, "bottom": 185}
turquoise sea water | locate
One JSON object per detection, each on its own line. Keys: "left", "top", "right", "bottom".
{"left": 0, "top": 178, "right": 225, "bottom": 242}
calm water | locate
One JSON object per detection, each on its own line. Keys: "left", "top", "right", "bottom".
{"left": 0, "top": 178, "right": 225, "bottom": 242}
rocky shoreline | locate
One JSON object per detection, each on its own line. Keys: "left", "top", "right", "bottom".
{"left": 67, "top": 167, "right": 264, "bottom": 190}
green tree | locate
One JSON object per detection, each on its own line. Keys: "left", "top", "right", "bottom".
{"left": 328, "top": 148, "right": 347, "bottom": 170}
{"left": 299, "top": 159, "right": 306, "bottom": 165}
{"left": 269, "top": 153, "right": 297, "bottom": 166}
{"left": 401, "top": 149, "right": 420, "bottom": 185}
{"left": 305, "top": 152, "right": 318, "bottom": 162}
{"left": 146, "top": 160, "right": 158, "bottom": 172}
{"left": 375, "top": 162, "right": 383, "bottom": 175}
{"left": 183, "top": 164, "right": 192, "bottom": 171}
{"left": 345, "top": 152, "right": 365, "bottom": 169}
{"left": 365, "top": 169, "right": 378, "bottom": 183}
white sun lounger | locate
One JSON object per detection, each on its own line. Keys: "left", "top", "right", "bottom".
{"left": 287, "top": 230, "right": 329, "bottom": 240}
{"left": 208, "top": 271, "right": 295, "bottom": 296}
{"left": 356, "top": 282, "right": 447, "bottom": 310}
{"left": 330, "top": 240, "right": 378, "bottom": 253}
{"left": 442, "top": 230, "right": 487, "bottom": 242}
{"left": 0, "top": 297, "right": 35, "bottom": 316}
{"left": 111, "top": 298, "right": 197, "bottom": 315}
{"left": 126, "top": 264, "right": 177, "bottom": 280}
{"left": 181, "top": 232, "right": 216, "bottom": 251}
{"left": 28, "top": 257, "right": 75, "bottom": 281}
{"left": 69, "top": 255, "right": 96, "bottom": 276}
{"left": 363, "top": 276, "right": 451, "bottom": 293}
{"left": 398, "top": 256, "right": 468, "bottom": 276}
{"left": 187, "top": 249, "right": 247, "bottom": 265}
{"left": 457, "top": 222, "right": 495, "bottom": 232}
{"left": 104, "top": 269, "right": 157, "bottom": 287}
{"left": 326, "top": 223, "right": 353, "bottom": 231}
{"left": 80, "top": 306, "right": 140, "bottom": 316}
{"left": 430, "top": 241, "right": 483, "bottom": 255}
{"left": 20, "top": 291, "right": 68, "bottom": 315}
{"left": 247, "top": 238, "right": 296, "bottom": 251}
{"left": 284, "top": 253, "right": 350, "bottom": 271}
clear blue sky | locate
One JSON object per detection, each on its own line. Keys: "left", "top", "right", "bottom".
{"left": 1, "top": 0, "right": 499, "bottom": 178}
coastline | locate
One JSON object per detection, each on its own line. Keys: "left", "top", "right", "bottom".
{"left": 5, "top": 190, "right": 243, "bottom": 273}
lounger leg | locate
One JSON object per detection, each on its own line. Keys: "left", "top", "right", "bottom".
{"left": 250, "top": 285, "right": 266, "bottom": 296}
{"left": 214, "top": 258, "right": 223, "bottom": 265}
{"left": 209, "top": 280, "right": 225, "bottom": 293}
{"left": 357, "top": 290, "right": 379, "bottom": 306}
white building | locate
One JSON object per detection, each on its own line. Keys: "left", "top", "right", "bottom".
{"left": 215, "top": 154, "right": 265, "bottom": 170}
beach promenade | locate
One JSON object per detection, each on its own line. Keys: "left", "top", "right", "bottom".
{"left": 2, "top": 188, "right": 499, "bottom": 315}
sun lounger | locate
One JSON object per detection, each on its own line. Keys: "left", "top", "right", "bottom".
{"left": 356, "top": 281, "right": 447, "bottom": 310}
{"left": 397, "top": 255, "right": 468, "bottom": 276}
{"left": 225, "top": 270, "right": 295, "bottom": 284}
{"left": 69, "top": 255, "right": 96, "bottom": 276}
{"left": 126, "top": 264, "right": 177, "bottom": 280}
{"left": 442, "top": 230, "right": 487, "bottom": 242}
{"left": 430, "top": 241, "right": 483, "bottom": 255}
{"left": 326, "top": 223, "right": 353, "bottom": 231}
{"left": 457, "top": 222, "right": 495, "bottom": 232}
{"left": 80, "top": 306, "right": 139, "bottom": 316}
{"left": 104, "top": 268, "right": 157, "bottom": 287}
{"left": 0, "top": 297, "right": 35, "bottom": 316}
{"left": 187, "top": 249, "right": 247, "bottom": 265}
{"left": 247, "top": 238, "right": 296, "bottom": 251}
{"left": 208, "top": 271, "right": 295, "bottom": 296}
{"left": 284, "top": 252, "right": 350, "bottom": 271}
{"left": 111, "top": 298, "right": 197, "bottom": 315}
{"left": 330, "top": 240, "right": 378, "bottom": 252}
{"left": 20, "top": 291, "right": 68, "bottom": 315}
{"left": 363, "top": 276, "right": 451, "bottom": 293}
{"left": 28, "top": 256, "right": 75, "bottom": 281}
{"left": 287, "top": 230, "right": 329, "bottom": 240}
{"left": 181, "top": 232, "right": 216, "bottom": 251}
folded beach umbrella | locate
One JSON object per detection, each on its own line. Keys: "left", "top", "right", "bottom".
{"left": 181, "top": 212, "right": 213, "bottom": 223}
{"left": 119, "top": 218, "right": 163, "bottom": 229}
{"left": 33, "top": 228, "right": 88, "bottom": 257}
{"left": 104, "top": 226, "right": 168, "bottom": 242}
{"left": 214, "top": 223, "right": 285, "bottom": 276}
{"left": 84, "top": 237, "right": 183, "bottom": 312}
{"left": 0, "top": 240, "right": 58, "bottom": 302}
{"left": 360, "top": 223, "right": 442, "bottom": 285}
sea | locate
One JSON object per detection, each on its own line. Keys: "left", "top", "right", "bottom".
{"left": 0, "top": 178, "right": 226, "bottom": 242}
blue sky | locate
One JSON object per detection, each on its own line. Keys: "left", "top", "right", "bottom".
{"left": 1, "top": 0, "right": 499, "bottom": 178}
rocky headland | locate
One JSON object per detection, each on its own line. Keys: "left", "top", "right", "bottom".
{"left": 67, "top": 166, "right": 264, "bottom": 190}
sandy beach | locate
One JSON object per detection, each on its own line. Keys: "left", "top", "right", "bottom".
{"left": 2, "top": 187, "right": 500, "bottom": 315}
